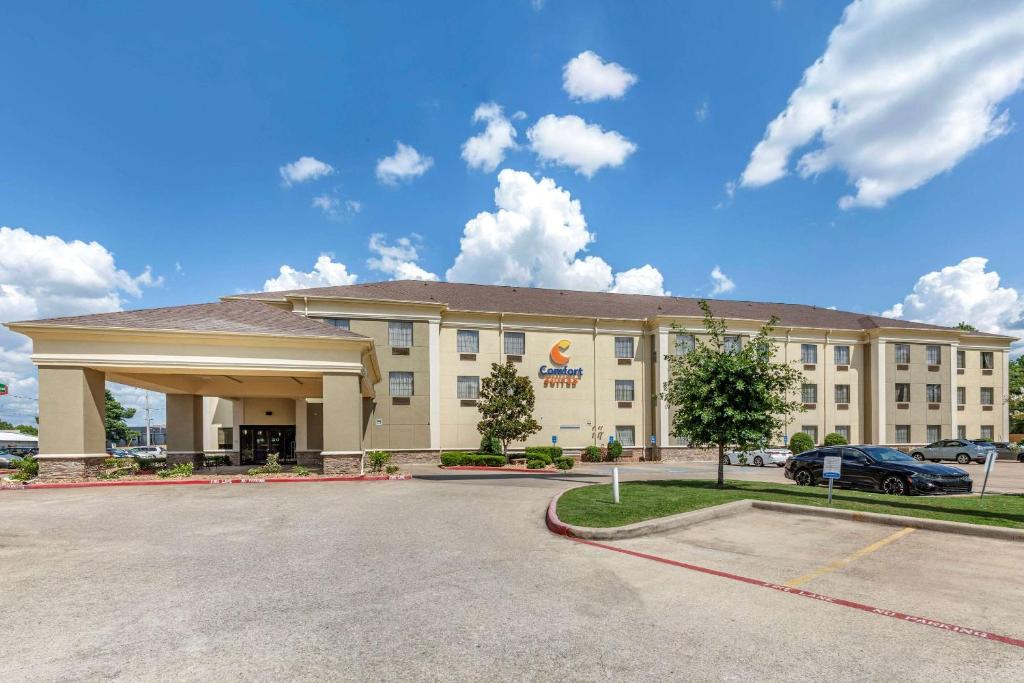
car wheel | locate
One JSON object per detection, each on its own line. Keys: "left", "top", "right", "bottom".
{"left": 911, "top": 452, "right": 925, "bottom": 461}
{"left": 794, "top": 469, "right": 813, "bottom": 486}
{"left": 721, "top": 455, "right": 730, "bottom": 465}
{"left": 956, "top": 453, "right": 971, "bottom": 465}
{"left": 753, "top": 456, "right": 764, "bottom": 467}
{"left": 882, "top": 475, "right": 908, "bottom": 496}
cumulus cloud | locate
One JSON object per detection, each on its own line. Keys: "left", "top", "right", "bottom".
{"left": 263, "top": 255, "right": 358, "bottom": 291}
{"left": 562, "top": 51, "right": 638, "bottom": 102}
{"left": 0, "top": 226, "right": 161, "bottom": 424}
{"left": 527, "top": 114, "right": 637, "bottom": 177}
{"left": 279, "top": 156, "right": 334, "bottom": 186}
{"left": 461, "top": 102, "right": 518, "bottom": 173}
{"left": 312, "top": 193, "right": 362, "bottom": 219}
{"left": 366, "top": 233, "right": 438, "bottom": 281}
{"left": 445, "top": 169, "right": 665, "bottom": 295}
{"left": 740, "top": 0, "right": 1024, "bottom": 209}
{"left": 376, "top": 142, "right": 434, "bottom": 185}
{"left": 883, "top": 257, "right": 1023, "bottom": 352}
{"left": 710, "top": 266, "right": 736, "bottom": 295}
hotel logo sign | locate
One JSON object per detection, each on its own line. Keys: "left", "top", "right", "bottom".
{"left": 540, "top": 339, "right": 583, "bottom": 387}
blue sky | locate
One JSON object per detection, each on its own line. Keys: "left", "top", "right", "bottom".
{"left": 2, "top": 0, "right": 1023, "bottom": 422}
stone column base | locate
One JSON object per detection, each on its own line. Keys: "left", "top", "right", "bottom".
{"left": 166, "top": 451, "right": 203, "bottom": 467}
{"left": 322, "top": 451, "right": 363, "bottom": 475}
{"left": 657, "top": 447, "right": 718, "bottom": 462}
{"left": 296, "top": 450, "right": 324, "bottom": 469}
{"left": 37, "top": 455, "right": 108, "bottom": 481}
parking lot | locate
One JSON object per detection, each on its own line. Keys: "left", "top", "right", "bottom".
{"left": 1, "top": 470, "right": 1022, "bottom": 681}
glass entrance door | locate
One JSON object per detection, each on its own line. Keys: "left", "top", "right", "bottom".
{"left": 239, "top": 426, "right": 296, "bottom": 465}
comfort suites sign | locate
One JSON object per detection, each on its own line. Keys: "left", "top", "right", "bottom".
{"left": 539, "top": 339, "right": 584, "bottom": 387}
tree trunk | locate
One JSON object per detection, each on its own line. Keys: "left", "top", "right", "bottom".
{"left": 717, "top": 442, "right": 725, "bottom": 488}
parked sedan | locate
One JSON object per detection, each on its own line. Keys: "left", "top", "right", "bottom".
{"left": 785, "top": 445, "right": 972, "bottom": 495}
{"left": 910, "top": 439, "right": 993, "bottom": 465}
{"left": 0, "top": 452, "right": 25, "bottom": 469}
{"left": 970, "top": 440, "right": 1018, "bottom": 461}
{"left": 722, "top": 448, "right": 789, "bottom": 467}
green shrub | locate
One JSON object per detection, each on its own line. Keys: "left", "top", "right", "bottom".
{"left": 134, "top": 456, "right": 166, "bottom": 470}
{"left": 203, "top": 454, "right": 231, "bottom": 468}
{"left": 99, "top": 458, "right": 139, "bottom": 479}
{"left": 526, "top": 459, "right": 546, "bottom": 469}
{"left": 293, "top": 465, "right": 312, "bottom": 477}
{"left": 157, "top": 462, "right": 194, "bottom": 478}
{"left": 789, "top": 432, "right": 815, "bottom": 454}
{"left": 385, "top": 464, "right": 400, "bottom": 475}
{"left": 554, "top": 456, "right": 574, "bottom": 470}
{"left": 441, "top": 451, "right": 467, "bottom": 466}
{"left": 525, "top": 446, "right": 562, "bottom": 463}
{"left": 441, "top": 452, "right": 506, "bottom": 467}
{"left": 247, "top": 452, "right": 283, "bottom": 476}
{"left": 581, "top": 446, "right": 602, "bottom": 462}
{"left": 479, "top": 433, "right": 502, "bottom": 455}
{"left": 367, "top": 450, "right": 392, "bottom": 473}
{"left": 607, "top": 441, "right": 624, "bottom": 461}
{"left": 9, "top": 456, "right": 38, "bottom": 482}
{"left": 823, "top": 432, "right": 848, "bottom": 446}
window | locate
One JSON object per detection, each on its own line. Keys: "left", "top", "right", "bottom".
{"left": 801, "top": 384, "right": 818, "bottom": 404}
{"left": 957, "top": 425, "right": 967, "bottom": 440}
{"left": 675, "top": 334, "right": 695, "bottom": 356}
{"left": 217, "top": 427, "right": 233, "bottom": 450}
{"left": 615, "top": 380, "right": 635, "bottom": 402}
{"left": 835, "top": 425, "right": 850, "bottom": 442}
{"left": 388, "top": 321, "right": 413, "bottom": 347}
{"left": 724, "top": 335, "right": 742, "bottom": 353}
{"left": 895, "top": 383, "right": 911, "bottom": 403}
{"left": 504, "top": 331, "right": 525, "bottom": 356}
{"left": 801, "top": 344, "right": 818, "bottom": 364}
{"left": 389, "top": 371, "right": 414, "bottom": 397}
{"left": 457, "top": 376, "right": 479, "bottom": 400}
{"left": 834, "top": 384, "right": 850, "bottom": 404}
{"left": 926, "top": 384, "right": 942, "bottom": 403}
{"left": 957, "top": 387, "right": 966, "bottom": 405}
{"left": 801, "top": 425, "right": 819, "bottom": 444}
{"left": 834, "top": 345, "right": 850, "bottom": 365}
{"left": 615, "top": 337, "right": 635, "bottom": 359}
{"left": 320, "top": 318, "right": 350, "bottom": 330}
{"left": 980, "top": 387, "right": 994, "bottom": 405}
{"left": 894, "top": 344, "right": 910, "bottom": 364}
{"left": 456, "top": 329, "right": 479, "bottom": 354}
{"left": 926, "top": 425, "right": 941, "bottom": 443}
{"left": 614, "top": 425, "right": 635, "bottom": 447}
{"left": 980, "top": 425, "right": 994, "bottom": 441}
{"left": 895, "top": 425, "right": 911, "bottom": 444}
{"left": 926, "top": 345, "right": 941, "bottom": 365}
{"left": 957, "top": 350, "right": 966, "bottom": 369}
{"left": 981, "top": 352, "right": 994, "bottom": 370}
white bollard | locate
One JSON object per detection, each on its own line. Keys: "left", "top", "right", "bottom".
{"left": 612, "top": 466, "right": 620, "bottom": 504}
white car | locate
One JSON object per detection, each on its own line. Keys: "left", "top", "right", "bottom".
{"left": 130, "top": 446, "right": 165, "bottom": 457}
{"left": 722, "top": 448, "right": 790, "bottom": 467}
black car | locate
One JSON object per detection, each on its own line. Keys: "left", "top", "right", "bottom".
{"left": 784, "top": 445, "right": 972, "bottom": 496}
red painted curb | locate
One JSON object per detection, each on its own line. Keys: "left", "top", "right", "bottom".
{"left": 1, "top": 474, "right": 411, "bottom": 491}
{"left": 544, "top": 495, "right": 1024, "bottom": 650}
{"left": 441, "top": 466, "right": 563, "bottom": 474}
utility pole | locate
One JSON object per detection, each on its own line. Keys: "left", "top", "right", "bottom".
{"left": 144, "top": 392, "right": 152, "bottom": 447}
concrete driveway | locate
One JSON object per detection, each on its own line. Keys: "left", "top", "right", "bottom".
{"left": 1, "top": 473, "right": 1022, "bottom": 681}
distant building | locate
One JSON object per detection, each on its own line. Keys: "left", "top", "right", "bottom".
{"left": 0, "top": 430, "right": 38, "bottom": 450}
{"left": 125, "top": 425, "right": 166, "bottom": 447}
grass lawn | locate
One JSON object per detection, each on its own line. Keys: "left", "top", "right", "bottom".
{"left": 556, "top": 480, "right": 1024, "bottom": 530}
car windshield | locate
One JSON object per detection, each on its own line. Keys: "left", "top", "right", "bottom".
{"left": 858, "top": 447, "right": 915, "bottom": 462}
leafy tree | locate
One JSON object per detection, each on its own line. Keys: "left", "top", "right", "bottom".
{"left": 955, "top": 322, "right": 977, "bottom": 331}
{"left": 789, "top": 432, "right": 815, "bottom": 454}
{"left": 0, "top": 419, "right": 14, "bottom": 431}
{"left": 476, "top": 361, "right": 541, "bottom": 456}
{"left": 663, "top": 301, "right": 805, "bottom": 487}
{"left": 1010, "top": 356, "right": 1024, "bottom": 434}
{"left": 823, "top": 431, "right": 848, "bottom": 446}
{"left": 15, "top": 424, "right": 38, "bottom": 436}
{"left": 104, "top": 390, "right": 136, "bottom": 445}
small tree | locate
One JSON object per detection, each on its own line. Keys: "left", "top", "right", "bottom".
{"left": 955, "top": 321, "right": 977, "bottom": 331}
{"left": 663, "top": 301, "right": 805, "bottom": 487}
{"left": 789, "top": 432, "right": 815, "bottom": 454}
{"left": 476, "top": 361, "right": 541, "bottom": 456}
{"left": 104, "top": 390, "right": 137, "bottom": 445}
{"left": 823, "top": 432, "right": 848, "bottom": 446}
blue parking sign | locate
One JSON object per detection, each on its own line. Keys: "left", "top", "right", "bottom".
{"left": 551, "top": 435, "right": 557, "bottom": 444}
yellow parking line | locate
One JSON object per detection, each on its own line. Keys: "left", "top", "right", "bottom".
{"left": 784, "top": 527, "right": 916, "bottom": 588}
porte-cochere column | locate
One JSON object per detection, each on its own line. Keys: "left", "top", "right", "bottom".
{"left": 165, "top": 394, "right": 204, "bottom": 467}
{"left": 36, "top": 366, "right": 107, "bottom": 480}
{"left": 321, "top": 372, "right": 364, "bottom": 475}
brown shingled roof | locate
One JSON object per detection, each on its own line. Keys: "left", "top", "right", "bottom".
{"left": 9, "top": 299, "right": 367, "bottom": 340}
{"left": 231, "top": 280, "right": 965, "bottom": 334}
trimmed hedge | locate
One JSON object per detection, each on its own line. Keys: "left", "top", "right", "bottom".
{"left": 581, "top": 446, "right": 603, "bottom": 463}
{"left": 823, "top": 432, "right": 848, "bottom": 446}
{"left": 526, "top": 459, "right": 546, "bottom": 469}
{"left": 789, "top": 432, "right": 815, "bottom": 454}
{"left": 525, "top": 446, "right": 562, "bottom": 460}
{"left": 607, "top": 441, "right": 624, "bottom": 460}
{"left": 441, "top": 452, "right": 507, "bottom": 467}
{"left": 554, "top": 456, "right": 574, "bottom": 470}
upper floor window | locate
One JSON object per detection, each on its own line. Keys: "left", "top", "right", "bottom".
{"left": 926, "top": 384, "right": 942, "bottom": 403}
{"left": 456, "top": 329, "right": 479, "bottom": 354}
{"left": 956, "top": 350, "right": 965, "bottom": 369}
{"left": 320, "top": 318, "right": 350, "bottom": 330}
{"left": 981, "top": 352, "right": 994, "bottom": 370}
{"left": 504, "top": 331, "right": 525, "bottom": 356}
{"left": 389, "top": 371, "right": 414, "bottom": 397}
{"left": 980, "top": 387, "right": 994, "bottom": 405}
{"left": 834, "top": 345, "right": 850, "bottom": 365}
{"left": 895, "top": 383, "right": 911, "bottom": 403}
{"left": 894, "top": 344, "right": 911, "bottom": 364}
{"left": 615, "top": 337, "right": 635, "bottom": 359}
{"left": 615, "top": 380, "right": 635, "bottom": 402}
{"left": 457, "top": 376, "right": 479, "bottom": 400}
{"left": 724, "top": 335, "right": 742, "bottom": 354}
{"left": 388, "top": 321, "right": 413, "bottom": 348}
{"left": 801, "top": 383, "right": 818, "bottom": 404}
{"left": 834, "top": 384, "right": 850, "bottom": 404}
{"left": 801, "top": 344, "right": 817, "bottom": 364}
{"left": 926, "top": 345, "right": 941, "bottom": 365}
{"left": 957, "top": 387, "right": 966, "bottom": 405}
{"left": 675, "top": 334, "right": 696, "bottom": 356}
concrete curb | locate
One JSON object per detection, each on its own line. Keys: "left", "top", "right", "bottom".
{"left": 442, "top": 466, "right": 564, "bottom": 474}
{"left": 0, "top": 474, "right": 412, "bottom": 491}
{"left": 545, "top": 489, "right": 1024, "bottom": 542}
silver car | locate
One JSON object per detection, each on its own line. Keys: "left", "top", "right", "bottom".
{"left": 910, "top": 439, "right": 994, "bottom": 465}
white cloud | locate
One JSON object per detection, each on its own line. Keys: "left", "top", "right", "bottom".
{"left": 445, "top": 169, "right": 665, "bottom": 295}
{"left": 0, "top": 226, "right": 161, "bottom": 424}
{"left": 263, "top": 255, "right": 358, "bottom": 291}
{"left": 366, "top": 233, "right": 438, "bottom": 281}
{"left": 740, "top": 0, "right": 1024, "bottom": 209}
{"left": 695, "top": 100, "right": 710, "bottom": 122}
{"left": 710, "top": 266, "right": 736, "bottom": 295}
{"left": 527, "top": 114, "right": 637, "bottom": 177}
{"left": 562, "top": 51, "right": 638, "bottom": 102}
{"left": 883, "top": 257, "right": 1023, "bottom": 353}
{"left": 376, "top": 142, "right": 434, "bottom": 185}
{"left": 610, "top": 265, "right": 667, "bottom": 296}
{"left": 345, "top": 200, "right": 363, "bottom": 214}
{"left": 279, "top": 156, "right": 334, "bottom": 187}
{"left": 461, "top": 103, "right": 518, "bottom": 173}
{"left": 312, "top": 193, "right": 362, "bottom": 219}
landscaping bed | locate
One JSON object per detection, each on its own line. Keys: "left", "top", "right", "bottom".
{"left": 556, "top": 480, "right": 1024, "bottom": 530}
{"left": 440, "top": 447, "right": 575, "bottom": 471}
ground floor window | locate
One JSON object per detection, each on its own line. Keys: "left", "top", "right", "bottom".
{"left": 615, "top": 425, "right": 635, "bottom": 447}
{"left": 835, "top": 425, "right": 850, "bottom": 442}
{"left": 217, "top": 427, "right": 233, "bottom": 450}
{"left": 957, "top": 425, "right": 967, "bottom": 439}
{"left": 801, "top": 425, "right": 818, "bottom": 444}
{"left": 895, "top": 425, "right": 911, "bottom": 444}
{"left": 614, "top": 380, "right": 634, "bottom": 401}
{"left": 926, "top": 425, "right": 941, "bottom": 443}
{"left": 980, "top": 425, "right": 994, "bottom": 440}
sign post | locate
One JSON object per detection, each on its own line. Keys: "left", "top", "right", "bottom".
{"left": 980, "top": 450, "right": 996, "bottom": 499}
{"left": 822, "top": 455, "right": 842, "bottom": 505}
{"left": 612, "top": 466, "right": 620, "bottom": 504}
{"left": 551, "top": 435, "right": 558, "bottom": 445}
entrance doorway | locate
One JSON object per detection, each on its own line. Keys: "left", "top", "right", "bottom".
{"left": 239, "top": 425, "right": 296, "bottom": 465}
